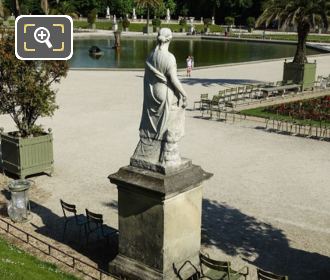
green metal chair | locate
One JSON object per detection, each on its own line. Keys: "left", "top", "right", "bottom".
{"left": 208, "top": 95, "right": 224, "bottom": 119}
{"left": 199, "top": 252, "right": 249, "bottom": 280}
{"left": 257, "top": 268, "right": 288, "bottom": 280}
{"left": 194, "top": 93, "right": 210, "bottom": 111}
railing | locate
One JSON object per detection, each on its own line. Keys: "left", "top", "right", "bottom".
{"left": 0, "top": 217, "right": 117, "bottom": 280}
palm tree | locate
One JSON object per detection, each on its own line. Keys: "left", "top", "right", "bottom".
{"left": 135, "top": 0, "right": 162, "bottom": 33}
{"left": 257, "top": 0, "right": 330, "bottom": 64}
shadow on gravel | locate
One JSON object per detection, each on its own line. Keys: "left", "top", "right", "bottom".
{"left": 202, "top": 199, "right": 330, "bottom": 280}
{"left": 28, "top": 200, "right": 118, "bottom": 272}
{"left": 181, "top": 78, "right": 262, "bottom": 87}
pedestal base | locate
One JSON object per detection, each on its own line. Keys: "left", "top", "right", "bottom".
{"left": 108, "top": 164, "right": 212, "bottom": 280}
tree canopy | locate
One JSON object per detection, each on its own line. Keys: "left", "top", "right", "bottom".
{"left": 2, "top": 0, "right": 266, "bottom": 24}
{"left": 257, "top": 0, "right": 330, "bottom": 63}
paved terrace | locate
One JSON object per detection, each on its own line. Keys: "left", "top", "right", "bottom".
{"left": 0, "top": 54, "right": 330, "bottom": 280}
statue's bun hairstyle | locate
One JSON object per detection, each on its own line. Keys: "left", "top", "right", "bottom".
{"left": 157, "top": 28, "right": 172, "bottom": 45}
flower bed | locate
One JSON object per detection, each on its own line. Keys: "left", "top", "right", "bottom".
{"left": 242, "top": 95, "right": 330, "bottom": 127}
{"left": 265, "top": 96, "right": 330, "bottom": 122}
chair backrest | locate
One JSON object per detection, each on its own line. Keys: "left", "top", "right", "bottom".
{"left": 218, "top": 90, "right": 225, "bottom": 96}
{"left": 211, "top": 94, "right": 222, "bottom": 105}
{"left": 199, "top": 252, "right": 230, "bottom": 275}
{"left": 200, "top": 93, "right": 208, "bottom": 100}
{"left": 86, "top": 209, "right": 103, "bottom": 225}
{"left": 237, "top": 86, "right": 245, "bottom": 93}
{"left": 225, "top": 87, "right": 237, "bottom": 95}
{"left": 246, "top": 85, "right": 253, "bottom": 92}
{"left": 257, "top": 268, "right": 288, "bottom": 280}
{"left": 60, "top": 199, "right": 77, "bottom": 218}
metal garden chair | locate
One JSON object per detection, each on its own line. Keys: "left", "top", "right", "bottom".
{"left": 199, "top": 252, "right": 249, "bottom": 280}
{"left": 194, "top": 93, "right": 210, "bottom": 111}
{"left": 85, "top": 209, "right": 118, "bottom": 246}
{"left": 60, "top": 199, "right": 87, "bottom": 243}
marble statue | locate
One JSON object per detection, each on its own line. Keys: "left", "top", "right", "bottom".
{"left": 106, "top": 6, "right": 110, "bottom": 19}
{"left": 133, "top": 8, "right": 137, "bottom": 20}
{"left": 131, "top": 28, "right": 188, "bottom": 173}
{"left": 166, "top": 8, "right": 171, "bottom": 22}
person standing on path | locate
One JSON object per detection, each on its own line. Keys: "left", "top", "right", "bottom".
{"left": 186, "top": 56, "right": 192, "bottom": 77}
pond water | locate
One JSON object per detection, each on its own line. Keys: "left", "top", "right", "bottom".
{"left": 69, "top": 37, "right": 320, "bottom": 69}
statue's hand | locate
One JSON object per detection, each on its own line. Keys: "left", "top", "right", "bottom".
{"left": 181, "top": 96, "right": 187, "bottom": 109}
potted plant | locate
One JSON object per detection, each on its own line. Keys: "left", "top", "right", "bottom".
{"left": 122, "top": 18, "right": 130, "bottom": 31}
{"left": 152, "top": 18, "right": 161, "bottom": 32}
{"left": 246, "top": 17, "right": 255, "bottom": 33}
{"left": 0, "top": 30, "right": 68, "bottom": 179}
{"left": 203, "top": 18, "right": 212, "bottom": 33}
{"left": 257, "top": 0, "right": 329, "bottom": 90}
{"left": 87, "top": 8, "right": 97, "bottom": 29}
{"left": 179, "top": 18, "right": 187, "bottom": 32}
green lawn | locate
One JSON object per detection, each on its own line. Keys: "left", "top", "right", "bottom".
{"left": 241, "top": 107, "right": 330, "bottom": 127}
{"left": 0, "top": 236, "right": 79, "bottom": 280}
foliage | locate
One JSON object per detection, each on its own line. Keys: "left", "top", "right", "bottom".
{"left": 0, "top": 29, "right": 68, "bottom": 137}
{"left": 152, "top": 18, "right": 161, "bottom": 27}
{"left": 225, "top": 16, "right": 235, "bottom": 26}
{"left": 246, "top": 16, "right": 255, "bottom": 28}
{"left": 0, "top": 237, "right": 78, "bottom": 280}
{"left": 111, "top": 0, "right": 133, "bottom": 17}
{"left": 49, "top": 1, "right": 79, "bottom": 19}
{"left": 203, "top": 17, "right": 212, "bottom": 27}
{"left": 179, "top": 18, "right": 187, "bottom": 26}
{"left": 165, "top": 0, "right": 176, "bottom": 14}
{"left": 122, "top": 17, "right": 130, "bottom": 28}
{"left": 257, "top": 0, "right": 330, "bottom": 64}
{"left": 87, "top": 8, "right": 97, "bottom": 24}
{"left": 135, "top": 0, "right": 162, "bottom": 30}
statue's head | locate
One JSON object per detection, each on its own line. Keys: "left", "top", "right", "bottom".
{"left": 157, "top": 28, "right": 172, "bottom": 46}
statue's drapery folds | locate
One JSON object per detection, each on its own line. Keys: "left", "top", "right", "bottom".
{"left": 131, "top": 28, "right": 187, "bottom": 173}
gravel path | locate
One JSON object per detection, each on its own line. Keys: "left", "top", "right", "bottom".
{"left": 1, "top": 54, "right": 330, "bottom": 280}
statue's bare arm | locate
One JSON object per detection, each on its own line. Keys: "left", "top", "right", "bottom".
{"left": 168, "top": 67, "right": 187, "bottom": 108}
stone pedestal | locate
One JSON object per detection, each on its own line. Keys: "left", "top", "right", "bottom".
{"left": 108, "top": 162, "right": 212, "bottom": 280}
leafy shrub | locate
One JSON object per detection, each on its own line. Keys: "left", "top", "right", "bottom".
{"left": 122, "top": 18, "right": 130, "bottom": 29}
{"left": 203, "top": 18, "right": 212, "bottom": 27}
{"left": 0, "top": 30, "right": 68, "bottom": 137}
{"left": 179, "top": 18, "right": 187, "bottom": 27}
{"left": 225, "top": 16, "right": 235, "bottom": 26}
{"left": 152, "top": 18, "right": 161, "bottom": 27}
{"left": 246, "top": 17, "right": 256, "bottom": 29}
{"left": 87, "top": 8, "right": 97, "bottom": 25}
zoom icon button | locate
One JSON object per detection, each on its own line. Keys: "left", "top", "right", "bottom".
{"left": 15, "top": 15, "right": 73, "bottom": 60}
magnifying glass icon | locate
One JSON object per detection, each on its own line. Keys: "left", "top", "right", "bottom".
{"left": 34, "top": 27, "right": 53, "bottom": 49}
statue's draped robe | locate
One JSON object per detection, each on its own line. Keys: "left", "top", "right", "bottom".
{"left": 131, "top": 46, "right": 184, "bottom": 168}
{"left": 139, "top": 48, "right": 177, "bottom": 140}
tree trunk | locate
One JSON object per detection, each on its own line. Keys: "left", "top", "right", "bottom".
{"left": 147, "top": 6, "right": 150, "bottom": 34}
{"left": 293, "top": 21, "right": 310, "bottom": 64}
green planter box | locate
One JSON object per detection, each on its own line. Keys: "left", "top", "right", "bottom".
{"left": 283, "top": 61, "right": 316, "bottom": 91}
{"left": 0, "top": 132, "right": 54, "bottom": 179}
